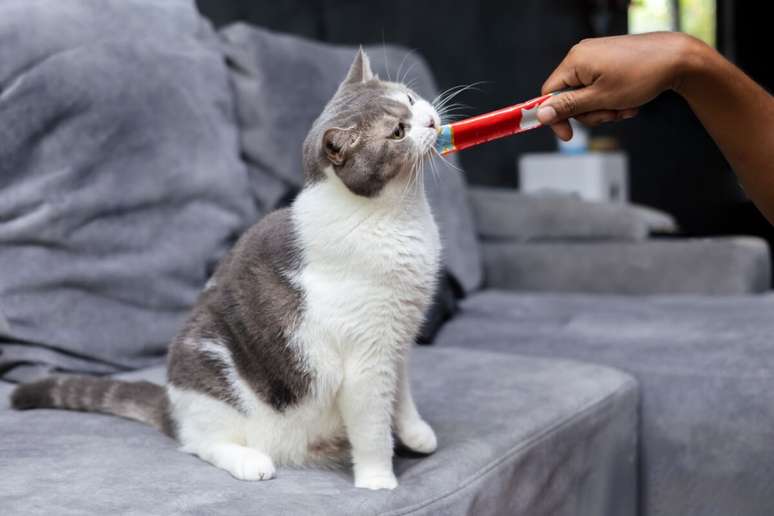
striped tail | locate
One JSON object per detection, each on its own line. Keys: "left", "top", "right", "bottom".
{"left": 10, "top": 375, "right": 173, "bottom": 436}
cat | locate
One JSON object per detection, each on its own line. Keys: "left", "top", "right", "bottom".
{"left": 11, "top": 48, "right": 442, "bottom": 491}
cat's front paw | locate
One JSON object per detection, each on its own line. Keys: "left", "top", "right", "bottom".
{"left": 228, "top": 449, "right": 276, "bottom": 481}
{"left": 354, "top": 468, "right": 398, "bottom": 490}
{"left": 398, "top": 418, "right": 437, "bottom": 454}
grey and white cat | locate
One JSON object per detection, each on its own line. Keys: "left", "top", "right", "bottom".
{"left": 11, "top": 49, "right": 442, "bottom": 490}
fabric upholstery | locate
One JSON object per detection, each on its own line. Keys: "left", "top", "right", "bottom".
{"left": 436, "top": 290, "right": 774, "bottom": 516}
{"left": 0, "top": 0, "right": 256, "bottom": 381}
{"left": 482, "top": 236, "right": 771, "bottom": 295}
{"left": 0, "top": 347, "right": 637, "bottom": 516}
{"left": 219, "top": 23, "right": 483, "bottom": 293}
{"left": 469, "top": 187, "right": 653, "bottom": 242}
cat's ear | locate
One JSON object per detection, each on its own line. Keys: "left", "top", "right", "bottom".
{"left": 342, "top": 47, "right": 374, "bottom": 85}
{"left": 323, "top": 127, "right": 359, "bottom": 166}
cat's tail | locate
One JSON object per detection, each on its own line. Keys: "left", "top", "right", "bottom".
{"left": 10, "top": 375, "right": 174, "bottom": 436}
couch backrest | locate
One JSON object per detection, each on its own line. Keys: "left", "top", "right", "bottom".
{"left": 219, "top": 23, "right": 483, "bottom": 294}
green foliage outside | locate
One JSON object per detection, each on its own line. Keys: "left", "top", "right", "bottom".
{"left": 629, "top": 0, "right": 715, "bottom": 47}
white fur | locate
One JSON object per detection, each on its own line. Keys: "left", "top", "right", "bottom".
{"left": 169, "top": 95, "right": 440, "bottom": 490}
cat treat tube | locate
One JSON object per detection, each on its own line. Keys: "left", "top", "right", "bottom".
{"left": 435, "top": 91, "right": 563, "bottom": 155}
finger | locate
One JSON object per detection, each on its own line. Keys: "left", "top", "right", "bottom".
{"left": 541, "top": 61, "right": 585, "bottom": 96}
{"left": 573, "top": 107, "right": 641, "bottom": 129}
{"left": 575, "top": 110, "right": 619, "bottom": 127}
{"left": 536, "top": 87, "right": 599, "bottom": 125}
{"left": 618, "top": 108, "right": 639, "bottom": 120}
{"left": 549, "top": 120, "right": 573, "bottom": 141}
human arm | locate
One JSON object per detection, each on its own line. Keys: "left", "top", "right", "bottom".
{"left": 536, "top": 32, "right": 774, "bottom": 222}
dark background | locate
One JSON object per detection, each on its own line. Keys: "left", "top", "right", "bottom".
{"left": 197, "top": 0, "right": 772, "bottom": 251}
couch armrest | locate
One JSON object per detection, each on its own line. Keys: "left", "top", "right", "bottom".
{"left": 469, "top": 187, "right": 677, "bottom": 242}
{"left": 482, "top": 237, "right": 771, "bottom": 295}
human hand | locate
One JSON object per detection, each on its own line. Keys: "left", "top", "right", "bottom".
{"left": 536, "top": 32, "right": 702, "bottom": 140}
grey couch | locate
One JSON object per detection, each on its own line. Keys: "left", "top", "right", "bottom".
{"left": 1, "top": 2, "right": 771, "bottom": 515}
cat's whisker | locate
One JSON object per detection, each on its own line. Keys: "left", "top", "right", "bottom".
{"left": 397, "top": 161, "right": 414, "bottom": 207}
{"left": 427, "top": 152, "right": 440, "bottom": 186}
{"left": 436, "top": 102, "right": 470, "bottom": 114}
{"left": 403, "top": 78, "right": 419, "bottom": 91}
{"left": 380, "top": 32, "right": 392, "bottom": 83}
{"left": 433, "top": 154, "right": 441, "bottom": 179}
{"left": 431, "top": 83, "right": 474, "bottom": 106}
{"left": 432, "top": 147, "right": 465, "bottom": 174}
{"left": 436, "top": 104, "right": 471, "bottom": 124}
{"left": 399, "top": 61, "right": 418, "bottom": 87}
{"left": 410, "top": 151, "right": 421, "bottom": 190}
{"left": 433, "top": 81, "right": 488, "bottom": 112}
{"left": 439, "top": 114, "right": 468, "bottom": 124}
{"left": 431, "top": 85, "right": 473, "bottom": 109}
{"left": 338, "top": 209, "right": 379, "bottom": 242}
{"left": 395, "top": 49, "right": 417, "bottom": 86}
{"left": 395, "top": 149, "right": 422, "bottom": 210}
{"left": 418, "top": 155, "right": 426, "bottom": 189}
{"left": 437, "top": 105, "right": 468, "bottom": 114}
{"left": 437, "top": 110, "right": 467, "bottom": 119}
{"left": 412, "top": 151, "right": 423, "bottom": 192}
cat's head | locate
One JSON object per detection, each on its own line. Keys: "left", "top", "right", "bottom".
{"left": 303, "top": 48, "right": 440, "bottom": 198}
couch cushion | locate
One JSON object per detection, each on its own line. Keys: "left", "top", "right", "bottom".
{"left": 219, "top": 23, "right": 483, "bottom": 294}
{"left": 481, "top": 236, "right": 771, "bottom": 295}
{"left": 436, "top": 290, "right": 774, "bottom": 516}
{"left": 469, "top": 187, "right": 653, "bottom": 242}
{"left": 0, "top": 0, "right": 255, "bottom": 381}
{"left": 0, "top": 347, "right": 636, "bottom": 516}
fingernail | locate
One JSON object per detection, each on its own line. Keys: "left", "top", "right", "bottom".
{"left": 537, "top": 106, "right": 557, "bottom": 124}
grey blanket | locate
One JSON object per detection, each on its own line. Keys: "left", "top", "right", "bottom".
{"left": 0, "top": 0, "right": 256, "bottom": 381}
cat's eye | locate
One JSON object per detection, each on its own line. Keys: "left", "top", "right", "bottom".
{"left": 389, "top": 123, "right": 406, "bottom": 140}
{"left": 407, "top": 94, "right": 415, "bottom": 105}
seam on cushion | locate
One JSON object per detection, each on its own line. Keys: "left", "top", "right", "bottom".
{"left": 385, "top": 375, "right": 638, "bottom": 516}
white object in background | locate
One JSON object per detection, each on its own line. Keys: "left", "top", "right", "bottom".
{"left": 557, "top": 119, "right": 589, "bottom": 154}
{"left": 518, "top": 152, "right": 629, "bottom": 204}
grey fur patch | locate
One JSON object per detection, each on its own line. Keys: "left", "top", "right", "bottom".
{"left": 11, "top": 375, "right": 174, "bottom": 436}
{"left": 308, "top": 434, "right": 351, "bottom": 465}
{"left": 167, "top": 208, "right": 311, "bottom": 413}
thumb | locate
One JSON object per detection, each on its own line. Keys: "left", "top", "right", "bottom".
{"left": 537, "top": 87, "right": 599, "bottom": 125}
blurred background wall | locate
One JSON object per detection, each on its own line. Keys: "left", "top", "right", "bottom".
{"left": 197, "top": 0, "right": 772, "bottom": 250}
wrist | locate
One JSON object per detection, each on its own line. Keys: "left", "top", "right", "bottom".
{"left": 670, "top": 33, "right": 716, "bottom": 98}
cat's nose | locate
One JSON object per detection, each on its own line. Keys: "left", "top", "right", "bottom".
{"left": 425, "top": 116, "right": 437, "bottom": 130}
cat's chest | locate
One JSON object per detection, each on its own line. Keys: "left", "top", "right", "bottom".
{"left": 299, "top": 199, "right": 440, "bottom": 281}
{"left": 299, "top": 224, "right": 438, "bottom": 307}
{"left": 309, "top": 217, "right": 438, "bottom": 288}
{"left": 291, "top": 181, "right": 441, "bottom": 344}
{"left": 294, "top": 216, "right": 439, "bottom": 347}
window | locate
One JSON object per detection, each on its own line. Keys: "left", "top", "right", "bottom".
{"left": 629, "top": 0, "right": 716, "bottom": 47}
